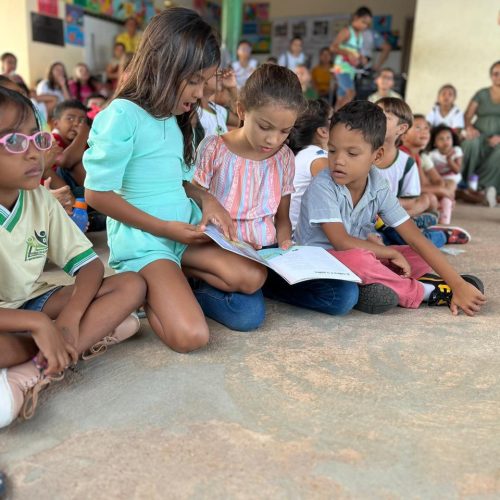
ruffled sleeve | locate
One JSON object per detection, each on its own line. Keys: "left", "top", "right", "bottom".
{"left": 83, "top": 99, "right": 137, "bottom": 192}
{"left": 193, "top": 135, "right": 220, "bottom": 189}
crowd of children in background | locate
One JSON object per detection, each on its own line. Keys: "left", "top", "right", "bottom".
{"left": 0, "top": 5, "right": 495, "bottom": 434}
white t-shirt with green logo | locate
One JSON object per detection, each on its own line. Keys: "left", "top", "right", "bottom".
{"left": 0, "top": 186, "right": 98, "bottom": 309}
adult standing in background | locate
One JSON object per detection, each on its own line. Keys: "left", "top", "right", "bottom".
{"left": 115, "top": 17, "right": 142, "bottom": 53}
{"left": 278, "top": 36, "right": 307, "bottom": 71}
{"left": 361, "top": 28, "right": 392, "bottom": 73}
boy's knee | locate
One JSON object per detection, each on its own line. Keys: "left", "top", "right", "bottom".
{"left": 167, "top": 322, "right": 209, "bottom": 353}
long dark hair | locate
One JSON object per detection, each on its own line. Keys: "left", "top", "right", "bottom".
{"left": 46, "top": 62, "right": 68, "bottom": 91}
{"left": 116, "top": 7, "right": 220, "bottom": 165}
{"left": 288, "top": 98, "right": 330, "bottom": 154}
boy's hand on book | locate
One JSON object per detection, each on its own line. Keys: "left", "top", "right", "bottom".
{"left": 450, "top": 281, "right": 486, "bottom": 316}
{"left": 388, "top": 250, "right": 411, "bottom": 277}
{"left": 31, "top": 315, "right": 78, "bottom": 375}
{"left": 163, "top": 221, "right": 210, "bottom": 244}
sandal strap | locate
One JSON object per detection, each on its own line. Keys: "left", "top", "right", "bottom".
{"left": 81, "top": 336, "right": 119, "bottom": 361}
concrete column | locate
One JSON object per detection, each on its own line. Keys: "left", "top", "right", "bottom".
{"left": 221, "top": 0, "right": 243, "bottom": 60}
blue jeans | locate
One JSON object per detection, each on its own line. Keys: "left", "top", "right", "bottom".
{"left": 380, "top": 226, "right": 446, "bottom": 248}
{"left": 262, "top": 270, "right": 358, "bottom": 316}
{"left": 193, "top": 282, "right": 265, "bottom": 332}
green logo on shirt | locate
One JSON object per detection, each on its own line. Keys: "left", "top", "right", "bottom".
{"left": 25, "top": 230, "right": 48, "bottom": 261}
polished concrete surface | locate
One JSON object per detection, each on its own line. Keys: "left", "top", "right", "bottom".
{"left": 1, "top": 203, "right": 499, "bottom": 499}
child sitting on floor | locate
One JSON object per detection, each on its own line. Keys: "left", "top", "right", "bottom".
{"left": 402, "top": 115, "right": 466, "bottom": 233}
{"left": 295, "top": 100, "right": 485, "bottom": 315}
{"left": 194, "top": 64, "right": 395, "bottom": 316}
{"left": 288, "top": 98, "right": 331, "bottom": 231}
{"left": 51, "top": 100, "right": 89, "bottom": 195}
{"left": 426, "top": 84, "right": 464, "bottom": 133}
{"left": 0, "top": 87, "right": 145, "bottom": 428}
{"left": 367, "top": 68, "right": 402, "bottom": 103}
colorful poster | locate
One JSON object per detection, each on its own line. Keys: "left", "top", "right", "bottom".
{"left": 37, "top": 0, "right": 58, "bottom": 17}
{"left": 243, "top": 22, "right": 271, "bottom": 54}
{"left": 65, "top": 4, "right": 85, "bottom": 46}
{"left": 373, "top": 15, "right": 392, "bottom": 33}
{"left": 243, "top": 3, "right": 269, "bottom": 22}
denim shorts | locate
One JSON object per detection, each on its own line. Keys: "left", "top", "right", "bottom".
{"left": 336, "top": 73, "right": 355, "bottom": 97}
{"left": 20, "top": 287, "right": 62, "bottom": 312}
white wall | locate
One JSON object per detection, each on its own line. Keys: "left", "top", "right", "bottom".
{"left": 405, "top": 0, "right": 500, "bottom": 114}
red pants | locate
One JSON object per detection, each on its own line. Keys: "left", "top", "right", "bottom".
{"left": 328, "top": 246, "right": 431, "bottom": 309}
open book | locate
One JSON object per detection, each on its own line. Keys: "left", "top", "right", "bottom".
{"left": 204, "top": 225, "right": 361, "bottom": 285}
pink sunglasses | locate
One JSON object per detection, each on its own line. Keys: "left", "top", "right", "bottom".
{"left": 0, "top": 131, "right": 53, "bottom": 154}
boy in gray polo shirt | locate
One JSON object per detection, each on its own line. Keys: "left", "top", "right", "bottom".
{"left": 296, "top": 100, "right": 485, "bottom": 315}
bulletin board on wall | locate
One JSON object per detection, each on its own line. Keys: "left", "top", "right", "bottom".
{"left": 272, "top": 14, "right": 350, "bottom": 65}
{"left": 242, "top": 3, "right": 271, "bottom": 54}
{"left": 67, "top": 0, "right": 159, "bottom": 24}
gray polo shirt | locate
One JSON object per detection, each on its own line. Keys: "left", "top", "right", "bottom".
{"left": 295, "top": 167, "right": 410, "bottom": 249}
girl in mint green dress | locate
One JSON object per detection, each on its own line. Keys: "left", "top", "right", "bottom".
{"left": 83, "top": 9, "right": 267, "bottom": 352}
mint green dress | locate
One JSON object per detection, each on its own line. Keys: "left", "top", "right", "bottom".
{"left": 462, "top": 88, "right": 500, "bottom": 189}
{"left": 83, "top": 99, "right": 202, "bottom": 272}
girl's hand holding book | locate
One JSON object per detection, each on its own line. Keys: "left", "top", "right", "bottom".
{"left": 163, "top": 221, "right": 210, "bottom": 245}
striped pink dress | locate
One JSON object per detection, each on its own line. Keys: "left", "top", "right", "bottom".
{"left": 194, "top": 135, "right": 295, "bottom": 247}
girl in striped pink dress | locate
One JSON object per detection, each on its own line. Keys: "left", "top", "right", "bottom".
{"left": 194, "top": 64, "right": 305, "bottom": 249}
{"left": 194, "top": 64, "right": 362, "bottom": 317}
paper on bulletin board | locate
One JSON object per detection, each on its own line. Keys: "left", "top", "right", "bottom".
{"left": 272, "top": 14, "right": 349, "bottom": 65}
{"left": 65, "top": 4, "right": 85, "bottom": 46}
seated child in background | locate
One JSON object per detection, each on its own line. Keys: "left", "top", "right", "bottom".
{"left": 367, "top": 68, "right": 402, "bottom": 103}
{"left": 427, "top": 124, "right": 463, "bottom": 186}
{"left": 194, "top": 64, "right": 369, "bottom": 316}
{"left": 402, "top": 115, "right": 466, "bottom": 233}
{"left": 295, "top": 100, "right": 485, "bottom": 315}
{"left": 288, "top": 98, "right": 331, "bottom": 230}
{"left": 0, "top": 87, "right": 146, "bottom": 429}
{"left": 294, "top": 64, "right": 319, "bottom": 100}
{"left": 51, "top": 100, "right": 89, "bottom": 194}
{"left": 311, "top": 47, "right": 333, "bottom": 101}
{"left": 85, "top": 93, "right": 107, "bottom": 121}
{"left": 196, "top": 68, "right": 239, "bottom": 142}
{"left": 231, "top": 40, "right": 258, "bottom": 89}
{"left": 426, "top": 84, "right": 464, "bottom": 133}
{"left": 375, "top": 97, "right": 458, "bottom": 247}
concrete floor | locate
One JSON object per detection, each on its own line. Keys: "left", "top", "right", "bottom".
{"left": 1, "top": 203, "right": 499, "bottom": 499}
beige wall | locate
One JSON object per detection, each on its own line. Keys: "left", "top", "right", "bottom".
{"left": 27, "top": 0, "right": 85, "bottom": 86}
{"left": 0, "top": 0, "right": 31, "bottom": 84}
{"left": 406, "top": 0, "right": 499, "bottom": 114}
{"left": 267, "top": 0, "right": 416, "bottom": 41}
{"left": 0, "top": 0, "right": 84, "bottom": 87}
